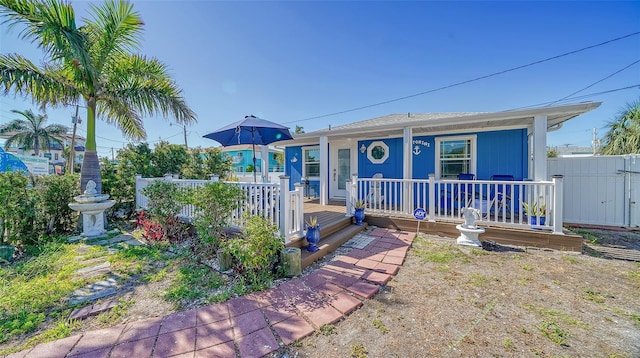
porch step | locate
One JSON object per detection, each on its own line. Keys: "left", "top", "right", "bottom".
{"left": 287, "top": 215, "right": 353, "bottom": 249}
{"left": 299, "top": 223, "right": 368, "bottom": 269}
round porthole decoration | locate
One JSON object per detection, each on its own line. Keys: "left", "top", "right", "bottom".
{"left": 367, "top": 141, "right": 389, "bottom": 164}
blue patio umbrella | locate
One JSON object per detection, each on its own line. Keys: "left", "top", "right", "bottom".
{"left": 203, "top": 115, "right": 293, "bottom": 182}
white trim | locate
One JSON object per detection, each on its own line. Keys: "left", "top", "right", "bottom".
{"left": 302, "top": 146, "right": 320, "bottom": 180}
{"left": 367, "top": 141, "right": 389, "bottom": 164}
{"left": 435, "top": 135, "right": 477, "bottom": 179}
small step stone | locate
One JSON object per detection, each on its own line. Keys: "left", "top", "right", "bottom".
{"left": 74, "top": 261, "right": 111, "bottom": 277}
{"left": 69, "top": 298, "right": 119, "bottom": 320}
{"left": 69, "top": 278, "right": 118, "bottom": 305}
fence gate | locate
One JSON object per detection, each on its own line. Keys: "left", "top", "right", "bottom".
{"left": 548, "top": 155, "right": 639, "bottom": 227}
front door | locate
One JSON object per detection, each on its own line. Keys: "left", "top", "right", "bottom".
{"left": 330, "top": 143, "right": 353, "bottom": 198}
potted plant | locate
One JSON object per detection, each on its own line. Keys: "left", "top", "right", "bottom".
{"left": 523, "top": 202, "right": 547, "bottom": 226}
{"left": 305, "top": 216, "right": 320, "bottom": 252}
{"left": 353, "top": 200, "right": 366, "bottom": 226}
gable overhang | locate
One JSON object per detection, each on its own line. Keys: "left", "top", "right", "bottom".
{"left": 280, "top": 102, "right": 601, "bottom": 145}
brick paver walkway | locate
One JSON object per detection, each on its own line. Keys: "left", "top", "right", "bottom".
{"left": 8, "top": 228, "right": 414, "bottom": 358}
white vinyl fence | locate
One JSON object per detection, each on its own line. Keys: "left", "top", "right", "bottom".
{"left": 135, "top": 174, "right": 305, "bottom": 242}
{"left": 548, "top": 155, "right": 639, "bottom": 227}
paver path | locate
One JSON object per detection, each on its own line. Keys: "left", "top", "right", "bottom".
{"left": 7, "top": 228, "right": 414, "bottom": 358}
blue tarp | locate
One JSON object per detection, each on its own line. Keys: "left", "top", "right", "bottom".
{"left": 0, "top": 148, "right": 29, "bottom": 173}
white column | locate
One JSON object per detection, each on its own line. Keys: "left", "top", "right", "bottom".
{"left": 279, "top": 175, "right": 290, "bottom": 240}
{"left": 403, "top": 127, "right": 413, "bottom": 214}
{"left": 319, "top": 136, "right": 328, "bottom": 205}
{"left": 552, "top": 175, "right": 564, "bottom": 235}
{"left": 533, "top": 115, "right": 547, "bottom": 181}
{"left": 261, "top": 145, "right": 269, "bottom": 182}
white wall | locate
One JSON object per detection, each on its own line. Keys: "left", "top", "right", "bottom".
{"left": 548, "top": 155, "right": 639, "bottom": 227}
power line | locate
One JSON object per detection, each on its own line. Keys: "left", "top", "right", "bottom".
{"left": 283, "top": 31, "right": 640, "bottom": 124}
{"left": 546, "top": 59, "right": 640, "bottom": 107}
{"left": 508, "top": 84, "right": 640, "bottom": 110}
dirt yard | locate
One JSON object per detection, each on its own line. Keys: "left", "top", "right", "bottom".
{"left": 285, "top": 232, "right": 640, "bottom": 358}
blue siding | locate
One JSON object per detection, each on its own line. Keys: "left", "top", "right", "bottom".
{"left": 357, "top": 138, "right": 404, "bottom": 179}
{"left": 411, "top": 136, "right": 435, "bottom": 179}
{"left": 476, "top": 129, "right": 528, "bottom": 180}
{"left": 284, "top": 128, "right": 528, "bottom": 192}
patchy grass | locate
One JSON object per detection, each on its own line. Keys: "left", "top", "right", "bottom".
{"left": 316, "top": 324, "right": 337, "bottom": 336}
{"left": 165, "top": 262, "right": 226, "bottom": 306}
{"left": 538, "top": 320, "right": 569, "bottom": 346}
{"left": 349, "top": 343, "right": 368, "bottom": 358}
{"left": 96, "top": 299, "right": 135, "bottom": 325}
{"left": 0, "top": 243, "right": 97, "bottom": 345}
{"left": 521, "top": 304, "right": 590, "bottom": 330}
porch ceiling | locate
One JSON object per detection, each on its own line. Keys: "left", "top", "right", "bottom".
{"left": 282, "top": 101, "right": 601, "bottom": 144}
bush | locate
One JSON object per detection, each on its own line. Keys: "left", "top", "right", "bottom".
{"left": 140, "top": 180, "right": 189, "bottom": 242}
{"left": 33, "top": 175, "right": 80, "bottom": 236}
{"left": 0, "top": 172, "right": 36, "bottom": 246}
{"left": 225, "top": 215, "right": 284, "bottom": 289}
{"left": 186, "top": 182, "right": 244, "bottom": 259}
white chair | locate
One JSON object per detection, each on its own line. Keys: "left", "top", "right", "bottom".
{"left": 367, "top": 173, "right": 385, "bottom": 208}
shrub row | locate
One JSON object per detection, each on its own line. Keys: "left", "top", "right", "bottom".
{"left": 0, "top": 172, "right": 79, "bottom": 248}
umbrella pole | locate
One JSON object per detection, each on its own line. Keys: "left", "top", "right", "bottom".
{"left": 252, "top": 138, "right": 257, "bottom": 183}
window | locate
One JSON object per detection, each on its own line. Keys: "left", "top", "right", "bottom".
{"left": 367, "top": 141, "right": 389, "bottom": 164}
{"left": 435, "top": 135, "right": 476, "bottom": 179}
{"left": 303, "top": 147, "right": 320, "bottom": 178}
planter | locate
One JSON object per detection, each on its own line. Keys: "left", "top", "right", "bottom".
{"left": 0, "top": 245, "right": 15, "bottom": 263}
{"left": 281, "top": 247, "right": 302, "bottom": 277}
{"left": 530, "top": 216, "right": 546, "bottom": 227}
{"left": 354, "top": 208, "right": 365, "bottom": 226}
{"left": 305, "top": 225, "right": 320, "bottom": 252}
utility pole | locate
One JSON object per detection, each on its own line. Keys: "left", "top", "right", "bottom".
{"left": 592, "top": 128, "right": 600, "bottom": 155}
{"left": 111, "top": 147, "right": 114, "bottom": 161}
{"left": 67, "top": 105, "right": 80, "bottom": 174}
{"left": 183, "top": 124, "right": 188, "bottom": 149}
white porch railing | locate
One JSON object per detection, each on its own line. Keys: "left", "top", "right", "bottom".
{"left": 135, "top": 175, "right": 304, "bottom": 242}
{"left": 347, "top": 175, "right": 565, "bottom": 234}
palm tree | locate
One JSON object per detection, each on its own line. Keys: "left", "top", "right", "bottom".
{"left": 0, "top": 0, "right": 196, "bottom": 193}
{"left": 601, "top": 99, "right": 640, "bottom": 155}
{"left": 0, "top": 109, "right": 68, "bottom": 156}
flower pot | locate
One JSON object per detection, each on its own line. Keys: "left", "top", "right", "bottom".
{"left": 0, "top": 245, "right": 15, "bottom": 263}
{"left": 305, "top": 225, "right": 320, "bottom": 252}
{"left": 530, "top": 216, "right": 546, "bottom": 227}
{"left": 354, "top": 208, "right": 365, "bottom": 226}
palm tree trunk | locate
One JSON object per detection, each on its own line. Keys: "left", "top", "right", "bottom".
{"left": 80, "top": 98, "right": 101, "bottom": 193}
{"left": 80, "top": 150, "right": 101, "bottom": 193}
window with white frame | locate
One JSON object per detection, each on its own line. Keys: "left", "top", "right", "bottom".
{"left": 435, "top": 135, "right": 476, "bottom": 179}
{"left": 303, "top": 147, "right": 320, "bottom": 178}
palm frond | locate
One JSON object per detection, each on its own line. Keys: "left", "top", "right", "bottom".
{"left": 85, "top": 0, "right": 143, "bottom": 74}
{"left": 103, "top": 54, "right": 197, "bottom": 124}
{"left": 0, "top": 53, "right": 79, "bottom": 105}
{"left": 97, "top": 95, "right": 146, "bottom": 140}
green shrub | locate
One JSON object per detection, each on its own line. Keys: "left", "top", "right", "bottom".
{"left": 186, "top": 182, "right": 243, "bottom": 258}
{"left": 141, "top": 180, "right": 190, "bottom": 242}
{"left": 0, "top": 172, "right": 37, "bottom": 246}
{"left": 33, "top": 175, "right": 80, "bottom": 236}
{"left": 225, "top": 215, "right": 284, "bottom": 289}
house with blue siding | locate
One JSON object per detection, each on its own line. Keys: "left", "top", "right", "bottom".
{"left": 219, "top": 144, "right": 284, "bottom": 174}
{"left": 280, "top": 102, "right": 600, "bottom": 208}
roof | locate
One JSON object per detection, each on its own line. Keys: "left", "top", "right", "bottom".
{"left": 284, "top": 102, "right": 602, "bottom": 145}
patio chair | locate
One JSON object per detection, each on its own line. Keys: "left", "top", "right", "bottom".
{"left": 489, "top": 174, "right": 514, "bottom": 215}
{"left": 367, "top": 173, "right": 385, "bottom": 208}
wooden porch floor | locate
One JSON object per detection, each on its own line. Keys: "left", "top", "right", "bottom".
{"left": 302, "top": 198, "right": 348, "bottom": 228}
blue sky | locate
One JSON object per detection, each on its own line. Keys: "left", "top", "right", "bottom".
{"left": 1, "top": 1, "right": 639, "bottom": 158}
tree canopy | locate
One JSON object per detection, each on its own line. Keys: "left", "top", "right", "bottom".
{"left": 0, "top": 109, "right": 68, "bottom": 155}
{"left": 601, "top": 99, "right": 640, "bottom": 155}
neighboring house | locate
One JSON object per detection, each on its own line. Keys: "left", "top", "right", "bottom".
{"left": 1, "top": 132, "right": 86, "bottom": 165}
{"left": 220, "top": 144, "right": 284, "bottom": 174}
{"left": 280, "top": 102, "right": 601, "bottom": 205}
